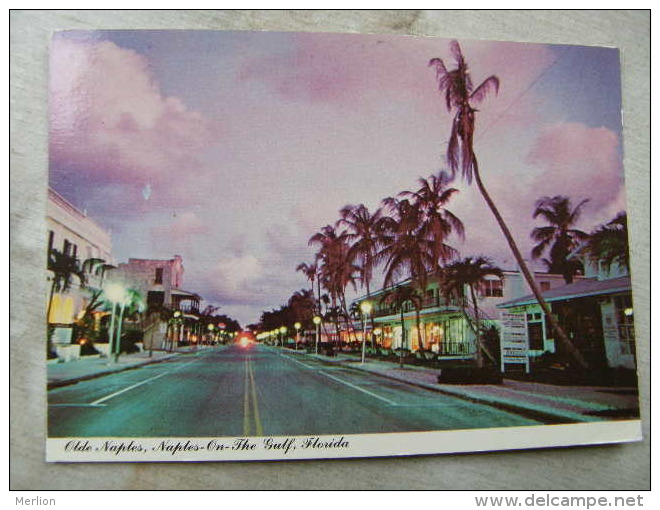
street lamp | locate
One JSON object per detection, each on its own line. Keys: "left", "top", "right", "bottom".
{"left": 294, "top": 322, "right": 301, "bottom": 351}
{"left": 360, "top": 301, "right": 373, "bottom": 364}
{"left": 105, "top": 283, "right": 127, "bottom": 364}
{"left": 172, "top": 310, "right": 182, "bottom": 351}
{"left": 279, "top": 326, "right": 287, "bottom": 347}
{"left": 313, "top": 315, "right": 322, "bottom": 354}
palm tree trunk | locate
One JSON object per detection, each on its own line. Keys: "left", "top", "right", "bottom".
{"left": 46, "top": 279, "right": 57, "bottom": 357}
{"left": 472, "top": 159, "right": 588, "bottom": 370}
{"left": 469, "top": 284, "right": 484, "bottom": 368}
{"left": 414, "top": 308, "right": 423, "bottom": 351}
{"left": 399, "top": 307, "right": 405, "bottom": 368}
{"left": 339, "top": 293, "right": 357, "bottom": 345}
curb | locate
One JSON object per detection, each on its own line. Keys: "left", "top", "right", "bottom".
{"left": 301, "top": 351, "right": 602, "bottom": 425}
{"left": 47, "top": 353, "right": 181, "bottom": 390}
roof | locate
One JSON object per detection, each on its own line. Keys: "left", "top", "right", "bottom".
{"left": 498, "top": 276, "right": 632, "bottom": 309}
{"left": 171, "top": 288, "right": 201, "bottom": 299}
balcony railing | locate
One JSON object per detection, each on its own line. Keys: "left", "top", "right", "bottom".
{"left": 437, "top": 340, "right": 473, "bottom": 356}
{"left": 373, "top": 295, "right": 465, "bottom": 317}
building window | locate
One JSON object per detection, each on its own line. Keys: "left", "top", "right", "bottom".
{"left": 540, "top": 281, "right": 551, "bottom": 292}
{"left": 615, "top": 295, "right": 635, "bottom": 355}
{"left": 154, "top": 267, "right": 163, "bottom": 284}
{"left": 63, "top": 239, "right": 71, "bottom": 256}
{"left": 481, "top": 279, "right": 503, "bottom": 297}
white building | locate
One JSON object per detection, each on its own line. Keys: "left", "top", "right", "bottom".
{"left": 46, "top": 188, "right": 113, "bottom": 358}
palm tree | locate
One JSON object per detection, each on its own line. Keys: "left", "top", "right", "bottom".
{"left": 379, "top": 197, "right": 435, "bottom": 291}
{"left": 584, "top": 211, "right": 630, "bottom": 273}
{"left": 288, "top": 289, "right": 316, "bottom": 327}
{"left": 380, "top": 286, "right": 423, "bottom": 367}
{"left": 531, "top": 195, "right": 589, "bottom": 283}
{"left": 440, "top": 256, "right": 502, "bottom": 367}
{"left": 296, "top": 261, "right": 320, "bottom": 314}
{"left": 309, "top": 225, "right": 360, "bottom": 346}
{"left": 337, "top": 204, "right": 386, "bottom": 300}
{"left": 378, "top": 195, "right": 459, "bottom": 350}
{"left": 400, "top": 171, "right": 465, "bottom": 268}
{"left": 46, "top": 248, "right": 86, "bottom": 357}
{"left": 82, "top": 257, "right": 116, "bottom": 289}
{"left": 337, "top": 204, "right": 388, "bottom": 343}
{"left": 46, "top": 248, "right": 86, "bottom": 324}
{"left": 429, "top": 40, "right": 588, "bottom": 370}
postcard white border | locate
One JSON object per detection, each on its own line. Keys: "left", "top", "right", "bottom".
{"left": 46, "top": 420, "right": 642, "bottom": 462}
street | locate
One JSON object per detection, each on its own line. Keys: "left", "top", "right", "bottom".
{"left": 48, "top": 344, "right": 541, "bottom": 437}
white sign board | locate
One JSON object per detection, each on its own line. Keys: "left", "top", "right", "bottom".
{"left": 500, "top": 310, "right": 530, "bottom": 373}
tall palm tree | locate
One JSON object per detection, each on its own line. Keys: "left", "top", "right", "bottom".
{"left": 584, "top": 211, "right": 630, "bottom": 273}
{"left": 337, "top": 204, "right": 386, "bottom": 301}
{"left": 399, "top": 171, "right": 465, "bottom": 268}
{"left": 309, "top": 225, "right": 360, "bottom": 345}
{"left": 531, "top": 195, "right": 589, "bottom": 283}
{"left": 380, "top": 286, "right": 423, "bottom": 367}
{"left": 337, "top": 204, "right": 388, "bottom": 343}
{"left": 429, "top": 40, "right": 588, "bottom": 369}
{"left": 440, "top": 256, "right": 502, "bottom": 367}
{"left": 378, "top": 198, "right": 427, "bottom": 351}
{"left": 296, "top": 261, "right": 320, "bottom": 314}
{"left": 379, "top": 197, "right": 435, "bottom": 292}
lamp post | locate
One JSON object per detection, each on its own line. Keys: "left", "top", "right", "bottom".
{"left": 313, "top": 315, "right": 321, "bottom": 354}
{"left": 173, "top": 310, "right": 182, "bottom": 351}
{"left": 360, "top": 301, "right": 372, "bottom": 364}
{"left": 105, "top": 283, "right": 127, "bottom": 364}
{"left": 279, "top": 326, "right": 287, "bottom": 347}
{"left": 294, "top": 322, "right": 301, "bottom": 351}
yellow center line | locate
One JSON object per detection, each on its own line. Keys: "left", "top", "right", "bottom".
{"left": 243, "top": 355, "right": 251, "bottom": 436}
{"left": 248, "top": 355, "right": 263, "bottom": 436}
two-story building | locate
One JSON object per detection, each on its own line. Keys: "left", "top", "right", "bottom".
{"left": 46, "top": 188, "right": 114, "bottom": 359}
{"left": 116, "top": 255, "right": 201, "bottom": 351}
{"left": 349, "top": 269, "right": 569, "bottom": 360}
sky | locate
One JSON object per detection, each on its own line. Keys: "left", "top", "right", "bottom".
{"left": 49, "top": 30, "right": 627, "bottom": 326}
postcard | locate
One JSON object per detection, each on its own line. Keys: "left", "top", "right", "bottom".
{"left": 46, "top": 30, "right": 641, "bottom": 462}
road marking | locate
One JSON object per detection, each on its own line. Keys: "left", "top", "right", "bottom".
{"left": 243, "top": 356, "right": 250, "bottom": 436}
{"left": 243, "top": 355, "right": 264, "bottom": 436}
{"left": 318, "top": 370, "right": 398, "bottom": 405}
{"left": 280, "top": 352, "right": 398, "bottom": 405}
{"left": 279, "top": 353, "right": 315, "bottom": 369}
{"left": 248, "top": 357, "right": 263, "bottom": 436}
{"left": 49, "top": 403, "right": 107, "bottom": 408}
{"left": 386, "top": 403, "right": 467, "bottom": 408}
{"left": 86, "top": 357, "right": 201, "bottom": 406}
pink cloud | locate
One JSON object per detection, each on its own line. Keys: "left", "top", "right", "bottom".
{"left": 49, "top": 36, "right": 220, "bottom": 195}
{"left": 239, "top": 34, "right": 554, "bottom": 129}
{"left": 527, "top": 122, "right": 624, "bottom": 218}
{"left": 149, "top": 211, "right": 209, "bottom": 243}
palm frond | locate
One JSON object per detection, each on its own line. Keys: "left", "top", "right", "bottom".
{"left": 470, "top": 75, "right": 500, "bottom": 104}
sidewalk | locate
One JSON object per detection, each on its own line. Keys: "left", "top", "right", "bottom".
{"left": 297, "top": 350, "right": 640, "bottom": 424}
{"left": 47, "top": 347, "right": 200, "bottom": 389}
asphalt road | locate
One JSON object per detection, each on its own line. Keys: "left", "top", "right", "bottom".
{"left": 48, "top": 344, "right": 540, "bottom": 437}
